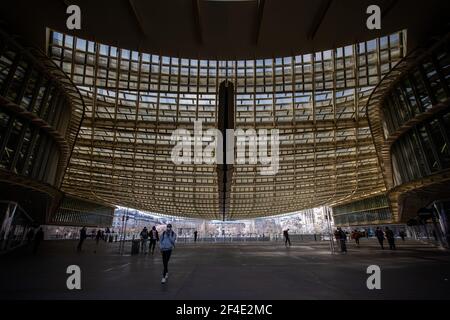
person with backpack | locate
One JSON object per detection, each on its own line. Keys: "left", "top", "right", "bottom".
{"left": 160, "top": 224, "right": 177, "bottom": 284}
{"left": 375, "top": 227, "right": 385, "bottom": 249}
{"left": 140, "top": 227, "right": 149, "bottom": 254}
{"left": 149, "top": 226, "right": 159, "bottom": 255}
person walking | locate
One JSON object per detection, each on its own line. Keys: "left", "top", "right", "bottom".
{"left": 26, "top": 227, "right": 35, "bottom": 246}
{"left": 375, "top": 227, "right": 385, "bottom": 249}
{"left": 33, "top": 227, "right": 44, "bottom": 254}
{"left": 351, "top": 230, "right": 361, "bottom": 247}
{"left": 95, "top": 230, "right": 102, "bottom": 245}
{"left": 283, "top": 229, "right": 291, "bottom": 247}
{"left": 94, "top": 229, "right": 102, "bottom": 253}
{"left": 149, "top": 226, "right": 159, "bottom": 255}
{"left": 160, "top": 224, "right": 177, "bottom": 284}
{"left": 140, "top": 227, "right": 149, "bottom": 254}
{"left": 399, "top": 230, "right": 406, "bottom": 241}
{"left": 77, "top": 226, "right": 87, "bottom": 252}
{"left": 337, "top": 227, "right": 347, "bottom": 253}
{"left": 432, "top": 230, "right": 438, "bottom": 242}
{"left": 385, "top": 227, "right": 396, "bottom": 250}
{"left": 194, "top": 230, "right": 198, "bottom": 242}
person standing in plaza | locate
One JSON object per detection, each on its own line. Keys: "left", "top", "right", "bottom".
{"left": 160, "top": 224, "right": 177, "bottom": 284}
{"left": 385, "top": 227, "right": 396, "bottom": 250}
{"left": 94, "top": 229, "right": 103, "bottom": 253}
{"left": 351, "top": 230, "right": 361, "bottom": 247}
{"left": 95, "top": 230, "right": 102, "bottom": 245}
{"left": 26, "top": 227, "right": 35, "bottom": 246}
{"left": 77, "top": 226, "right": 87, "bottom": 252}
{"left": 32, "top": 227, "right": 44, "bottom": 254}
{"left": 140, "top": 227, "right": 149, "bottom": 254}
{"left": 375, "top": 227, "right": 385, "bottom": 249}
{"left": 283, "top": 229, "right": 291, "bottom": 247}
{"left": 194, "top": 230, "right": 198, "bottom": 242}
{"left": 149, "top": 226, "right": 159, "bottom": 255}
{"left": 337, "top": 227, "right": 347, "bottom": 253}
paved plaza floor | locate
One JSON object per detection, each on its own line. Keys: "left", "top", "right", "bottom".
{"left": 1, "top": 238, "right": 450, "bottom": 299}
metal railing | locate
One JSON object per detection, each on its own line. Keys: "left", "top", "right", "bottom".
{"left": 0, "top": 201, "right": 35, "bottom": 253}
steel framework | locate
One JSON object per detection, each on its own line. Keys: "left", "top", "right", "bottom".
{"left": 48, "top": 30, "right": 406, "bottom": 219}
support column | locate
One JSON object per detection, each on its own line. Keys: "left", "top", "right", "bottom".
{"left": 0, "top": 202, "right": 18, "bottom": 251}
{"left": 434, "top": 202, "right": 450, "bottom": 248}
{"left": 217, "top": 81, "right": 235, "bottom": 221}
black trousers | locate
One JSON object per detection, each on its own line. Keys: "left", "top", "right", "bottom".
{"left": 285, "top": 237, "right": 291, "bottom": 246}
{"left": 162, "top": 250, "right": 172, "bottom": 277}
{"left": 149, "top": 239, "right": 157, "bottom": 253}
{"left": 32, "top": 240, "right": 41, "bottom": 254}
{"left": 77, "top": 239, "right": 85, "bottom": 252}
{"left": 388, "top": 238, "right": 396, "bottom": 250}
{"left": 340, "top": 239, "right": 347, "bottom": 252}
{"left": 377, "top": 237, "right": 384, "bottom": 249}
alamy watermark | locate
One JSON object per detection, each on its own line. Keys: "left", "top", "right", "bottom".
{"left": 66, "top": 265, "right": 81, "bottom": 290}
{"left": 366, "top": 265, "right": 381, "bottom": 290}
{"left": 170, "top": 120, "right": 279, "bottom": 176}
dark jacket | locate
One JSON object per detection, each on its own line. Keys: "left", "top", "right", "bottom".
{"left": 375, "top": 229, "right": 384, "bottom": 239}
{"left": 26, "top": 229, "right": 35, "bottom": 241}
{"left": 35, "top": 229, "right": 44, "bottom": 242}
{"left": 149, "top": 229, "right": 159, "bottom": 241}
{"left": 140, "top": 229, "right": 149, "bottom": 240}
{"left": 385, "top": 229, "right": 394, "bottom": 240}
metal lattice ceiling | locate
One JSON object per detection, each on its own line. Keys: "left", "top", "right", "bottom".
{"left": 48, "top": 30, "right": 406, "bottom": 219}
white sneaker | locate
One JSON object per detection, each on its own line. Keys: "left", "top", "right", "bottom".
{"left": 161, "top": 277, "right": 166, "bottom": 284}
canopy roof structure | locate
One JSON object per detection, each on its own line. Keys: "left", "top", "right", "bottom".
{"left": 48, "top": 30, "right": 406, "bottom": 219}
{"left": 2, "top": 0, "right": 448, "bottom": 59}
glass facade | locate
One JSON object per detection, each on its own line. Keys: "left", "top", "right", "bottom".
{"left": 48, "top": 30, "right": 406, "bottom": 219}
{"left": 332, "top": 194, "right": 392, "bottom": 226}
{"left": 0, "top": 109, "right": 61, "bottom": 184}
{"left": 0, "top": 30, "right": 76, "bottom": 187}
{"left": 0, "top": 28, "right": 85, "bottom": 225}
{"left": 366, "top": 31, "right": 450, "bottom": 223}
{"left": 391, "top": 110, "right": 450, "bottom": 186}
{"left": 382, "top": 41, "right": 450, "bottom": 136}
{"left": 380, "top": 37, "right": 450, "bottom": 187}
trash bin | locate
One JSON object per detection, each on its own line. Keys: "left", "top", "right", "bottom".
{"left": 131, "top": 239, "right": 140, "bottom": 255}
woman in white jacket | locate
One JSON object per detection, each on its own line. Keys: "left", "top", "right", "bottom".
{"left": 159, "top": 224, "right": 177, "bottom": 284}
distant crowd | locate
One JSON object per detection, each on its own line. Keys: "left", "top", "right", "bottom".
{"left": 332, "top": 226, "right": 407, "bottom": 253}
